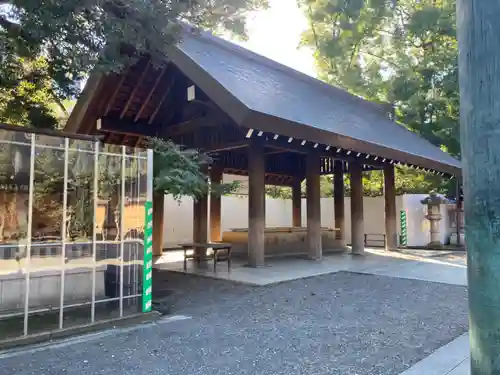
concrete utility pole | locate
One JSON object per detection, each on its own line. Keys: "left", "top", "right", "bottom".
{"left": 456, "top": 1, "right": 500, "bottom": 374}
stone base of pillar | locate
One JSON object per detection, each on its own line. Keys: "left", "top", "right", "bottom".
{"left": 337, "top": 239, "right": 347, "bottom": 248}
{"left": 426, "top": 241, "right": 444, "bottom": 249}
{"left": 352, "top": 252, "right": 366, "bottom": 257}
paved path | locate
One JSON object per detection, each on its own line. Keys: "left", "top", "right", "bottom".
{"left": 155, "top": 248, "right": 467, "bottom": 286}
{"left": 0, "top": 271, "right": 467, "bottom": 375}
{"left": 399, "top": 334, "right": 469, "bottom": 375}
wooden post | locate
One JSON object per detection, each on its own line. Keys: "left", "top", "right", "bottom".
{"left": 193, "top": 195, "right": 208, "bottom": 261}
{"left": 457, "top": 1, "right": 500, "bottom": 372}
{"left": 248, "top": 141, "right": 265, "bottom": 267}
{"left": 210, "top": 167, "right": 223, "bottom": 242}
{"left": 333, "top": 161, "right": 345, "bottom": 245}
{"left": 384, "top": 165, "right": 398, "bottom": 251}
{"left": 306, "top": 153, "right": 322, "bottom": 260}
{"left": 152, "top": 192, "right": 164, "bottom": 256}
{"left": 292, "top": 176, "right": 302, "bottom": 227}
{"left": 350, "top": 162, "right": 364, "bottom": 254}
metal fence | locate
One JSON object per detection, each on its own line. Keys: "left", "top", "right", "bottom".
{"left": 0, "top": 125, "right": 152, "bottom": 341}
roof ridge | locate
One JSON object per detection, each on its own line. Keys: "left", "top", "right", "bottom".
{"left": 181, "top": 26, "right": 390, "bottom": 117}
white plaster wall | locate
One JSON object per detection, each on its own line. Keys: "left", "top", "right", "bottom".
{"left": 163, "top": 195, "right": 401, "bottom": 246}
{"left": 161, "top": 193, "right": 450, "bottom": 248}
{"left": 402, "top": 194, "right": 450, "bottom": 247}
{"left": 162, "top": 195, "right": 295, "bottom": 247}
{"left": 163, "top": 196, "right": 195, "bottom": 246}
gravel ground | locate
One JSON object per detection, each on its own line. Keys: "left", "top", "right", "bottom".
{"left": 0, "top": 271, "right": 468, "bottom": 375}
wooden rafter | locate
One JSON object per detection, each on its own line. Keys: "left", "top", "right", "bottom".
{"left": 134, "top": 65, "right": 168, "bottom": 122}
{"left": 148, "top": 75, "right": 176, "bottom": 125}
{"left": 265, "top": 149, "right": 288, "bottom": 156}
{"left": 104, "top": 72, "right": 128, "bottom": 116}
{"left": 134, "top": 136, "right": 144, "bottom": 147}
{"left": 205, "top": 141, "right": 248, "bottom": 153}
{"left": 120, "top": 61, "right": 151, "bottom": 119}
{"left": 96, "top": 117, "right": 158, "bottom": 137}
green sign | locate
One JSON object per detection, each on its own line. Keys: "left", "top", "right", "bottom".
{"left": 400, "top": 210, "right": 408, "bottom": 246}
{"left": 142, "top": 201, "right": 153, "bottom": 312}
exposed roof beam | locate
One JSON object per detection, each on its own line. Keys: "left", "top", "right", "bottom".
{"left": 266, "top": 144, "right": 307, "bottom": 155}
{"left": 265, "top": 149, "right": 288, "bottom": 155}
{"left": 223, "top": 167, "right": 294, "bottom": 186}
{"left": 104, "top": 72, "right": 128, "bottom": 116}
{"left": 133, "top": 136, "right": 144, "bottom": 147}
{"left": 162, "top": 114, "right": 224, "bottom": 137}
{"left": 204, "top": 141, "right": 248, "bottom": 153}
{"left": 96, "top": 117, "right": 158, "bottom": 138}
{"left": 148, "top": 76, "right": 176, "bottom": 125}
{"left": 120, "top": 61, "right": 151, "bottom": 119}
{"left": 97, "top": 114, "right": 226, "bottom": 141}
{"left": 261, "top": 138, "right": 386, "bottom": 168}
{"left": 134, "top": 65, "right": 168, "bottom": 122}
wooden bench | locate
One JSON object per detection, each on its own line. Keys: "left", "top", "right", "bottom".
{"left": 179, "top": 242, "right": 232, "bottom": 272}
{"left": 364, "top": 233, "right": 386, "bottom": 248}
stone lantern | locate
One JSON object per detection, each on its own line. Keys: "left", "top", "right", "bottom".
{"left": 421, "top": 192, "right": 448, "bottom": 248}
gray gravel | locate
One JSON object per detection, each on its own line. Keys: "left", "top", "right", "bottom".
{"left": 0, "top": 271, "right": 468, "bottom": 375}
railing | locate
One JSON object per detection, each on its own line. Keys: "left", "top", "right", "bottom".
{"left": 0, "top": 240, "right": 143, "bottom": 260}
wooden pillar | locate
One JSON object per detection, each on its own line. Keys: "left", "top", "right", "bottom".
{"left": 210, "top": 167, "right": 223, "bottom": 242}
{"left": 248, "top": 141, "right": 265, "bottom": 267}
{"left": 350, "top": 162, "right": 364, "bottom": 254}
{"left": 457, "top": 1, "right": 500, "bottom": 372}
{"left": 292, "top": 176, "right": 302, "bottom": 227}
{"left": 333, "top": 161, "right": 345, "bottom": 245}
{"left": 152, "top": 192, "right": 164, "bottom": 256}
{"left": 384, "top": 164, "right": 398, "bottom": 251}
{"left": 193, "top": 195, "right": 208, "bottom": 260}
{"left": 306, "top": 153, "right": 322, "bottom": 260}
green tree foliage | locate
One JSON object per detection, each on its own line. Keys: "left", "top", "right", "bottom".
{"left": 265, "top": 186, "right": 292, "bottom": 200}
{"left": 0, "top": 56, "right": 65, "bottom": 128}
{"left": 265, "top": 167, "right": 443, "bottom": 199}
{"left": 150, "top": 138, "right": 239, "bottom": 202}
{"left": 299, "top": 0, "right": 458, "bottom": 196}
{"left": 0, "top": 0, "right": 266, "bottom": 127}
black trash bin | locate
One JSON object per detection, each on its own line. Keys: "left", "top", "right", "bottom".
{"left": 103, "top": 242, "right": 144, "bottom": 300}
{"left": 104, "top": 265, "right": 120, "bottom": 298}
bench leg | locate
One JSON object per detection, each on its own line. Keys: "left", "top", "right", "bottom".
{"left": 184, "top": 248, "right": 187, "bottom": 271}
{"left": 213, "top": 250, "right": 217, "bottom": 272}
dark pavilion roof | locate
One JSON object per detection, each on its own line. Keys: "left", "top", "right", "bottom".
{"left": 171, "top": 29, "right": 460, "bottom": 174}
{"left": 66, "top": 27, "right": 461, "bottom": 176}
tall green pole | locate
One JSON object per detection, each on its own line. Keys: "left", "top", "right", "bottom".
{"left": 457, "top": 1, "right": 500, "bottom": 374}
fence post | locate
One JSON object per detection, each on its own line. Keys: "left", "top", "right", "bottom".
{"left": 399, "top": 210, "right": 407, "bottom": 247}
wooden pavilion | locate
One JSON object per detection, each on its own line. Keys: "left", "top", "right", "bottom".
{"left": 65, "top": 27, "right": 461, "bottom": 266}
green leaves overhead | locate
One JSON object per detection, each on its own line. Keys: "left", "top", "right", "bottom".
{"left": 0, "top": 0, "right": 267, "bottom": 128}
{"left": 299, "top": 0, "right": 459, "bottom": 196}
{"left": 148, "top": 137, "right": 239, "bottom": 202}
{"left": 300, "top": 0, "right": 459, "bottom": 152}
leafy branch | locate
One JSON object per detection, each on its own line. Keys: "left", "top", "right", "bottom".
{"left": 148, "top": 137, "right": 239, "bottom": 202}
